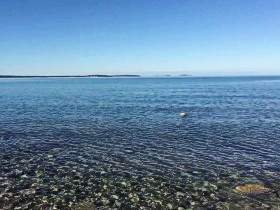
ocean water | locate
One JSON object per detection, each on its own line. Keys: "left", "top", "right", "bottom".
{"left": 0, "top": 76, "right": 280, "bottom": 209}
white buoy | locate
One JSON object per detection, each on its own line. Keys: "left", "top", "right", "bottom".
{"left": 180, "top": 112, "right": 187, "bottom": 117}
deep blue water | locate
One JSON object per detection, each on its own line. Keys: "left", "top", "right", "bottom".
{"left": 0, "top": 76, "right": 280, "bottom": 209}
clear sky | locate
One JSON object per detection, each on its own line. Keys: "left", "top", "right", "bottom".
{"left": 0, "top": 0, "right": 279, "bottom": 76}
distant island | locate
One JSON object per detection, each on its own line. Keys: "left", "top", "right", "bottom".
{"left": 179, "top": 74, "right": 191, "bottom": 77}
{"left": 160, "top": 74, "right": 191, "bottom": 77}
{"left": 89, "top": 74, "right": 141, "bottom": 78}
{"left": 0, "top": 74, "right": 141, "bottom": 78}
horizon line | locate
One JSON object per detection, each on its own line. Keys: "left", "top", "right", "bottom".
{"left": 1, "top": 74, "right": 280, "bottom": 78}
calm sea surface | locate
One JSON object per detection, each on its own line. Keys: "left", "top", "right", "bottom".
{"left": 0, "top": 77, "right": 280, "bottom": 209}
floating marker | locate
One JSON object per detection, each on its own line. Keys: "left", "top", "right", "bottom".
{"left": 180, "top": 112, "right": 187, "bottom": 117}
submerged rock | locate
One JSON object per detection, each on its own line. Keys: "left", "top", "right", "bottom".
{"left": 234, "top": 184, "right": 270, "bottom": 195}
{"left": 73, "top": 201, "right": 97, "bottom": 210}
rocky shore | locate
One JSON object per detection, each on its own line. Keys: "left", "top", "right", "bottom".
{"left": 1, "top": 155, "right": 279, "bottom": 210}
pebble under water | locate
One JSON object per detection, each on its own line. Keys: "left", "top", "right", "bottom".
{"left": 0, "top": 77, "right": 280, "bottom": 209}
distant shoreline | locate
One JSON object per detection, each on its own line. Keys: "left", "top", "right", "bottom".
{"left": 1, "top": 75, "right": 279, "bottom": 79}
{"left": 0, "top": 74, "right": 141, "bottom": 78}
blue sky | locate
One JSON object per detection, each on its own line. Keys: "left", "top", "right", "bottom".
{"left": 0, "top": 0, "right": 279, "bottom": 76}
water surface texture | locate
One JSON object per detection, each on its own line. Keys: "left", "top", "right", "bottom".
{"left": 0, "top": 77, "right": 280, "bottom": 209}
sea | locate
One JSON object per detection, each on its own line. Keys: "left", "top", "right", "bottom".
{"left": 0, "top": 76, "right": 280, "bottom": 209}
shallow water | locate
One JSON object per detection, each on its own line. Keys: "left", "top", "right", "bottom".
{"left": 0, "top": 76, "right": 280, "bottom": 209}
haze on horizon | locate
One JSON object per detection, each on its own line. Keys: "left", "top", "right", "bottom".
{"left": 0, "top": 0, "right": 279, "bottom": 76}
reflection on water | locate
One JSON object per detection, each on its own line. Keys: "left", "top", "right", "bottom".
{"left": 0, "top": 77, "right": 280, "bottom": 209}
